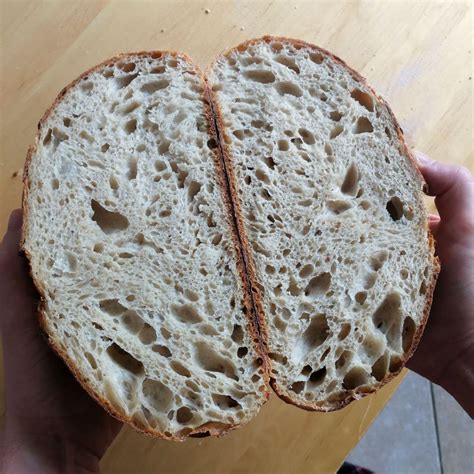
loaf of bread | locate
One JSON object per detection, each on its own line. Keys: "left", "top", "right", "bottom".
{"left": 22, "top": 37, "right": 438, "bottom": 439}
{"left": 207, "top": 37, "right": 439, "bottom": 410}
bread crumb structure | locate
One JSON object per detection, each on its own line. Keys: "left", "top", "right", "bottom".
{"left": 22, "top": 37, "right": 438, "bottom": 439}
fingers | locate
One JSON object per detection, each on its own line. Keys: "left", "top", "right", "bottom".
{"left": 0, "top": 210, "right": 38, "bottom": 333}
{"left": 7, "top": 209, "right": 22, "bottom": 231}
{"left": 428, "top": 214, "right": 441, "bottom": 236}
{"left": 1, "top": 209, "right": 23, "bottom": 259}
{"left": 415, "top": 152, "right": 474, "bottom": 225}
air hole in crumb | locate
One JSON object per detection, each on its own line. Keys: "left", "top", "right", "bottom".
{"left": 106, "top": 343, "right": 144, "bottom": 375}
{"left": 231, "top": 325, "right": 244, "bottom": 344}
{"left": 275, "top": 81, "right": 303, "bottom": 97}
{"left": 171, "top": 304, "right": 202, "bottom": 324}
{"left": 371, "top": 352, "right": 389, "bottom": 381}
{"left": 294, "top": 314, "right": 329, "bottom": 362}
{"left": 353, "top": 117, "right": 374, "bottom": 134}
{"left": 337, "top": 323, "right": 351, "bottom": 341}
{"left": 261, "top": 156, "right": 276, "bottom": 169}
{"left": 176, "top": 407, "right": 193, "bottom": 424}
{"left": 119, "top": 62, "right": 136, "bottom": 73}
{"left": 188, "top": 181, "right": 201, "bottom": 203}
{"left": 51, "top": 178, "right": 60, "bottom": 190}
{"left": 327, "top": 200, "right": 351, "bottom": 214}
{"left": 350, "top": 89, "right": 374, "bottom": 112}
{"left": 99, "top": 299, "right": 127, "bottom": 316}
{"left": 308, "top": 367, "right": 327, "bottom": 387}
{"left": 305, "top": 273, "right": 331, "bottom": 297}
{"left": 124, "top": 119, "right": 137, "bottom": 134}
{"left": 389, "top": 355, "right": 403, "bottom": 373}
{"left": 299, "top": 264, "right": 314, "bottom": 278}
{"left": 309, "top": 52, "right": 324, "bottom": 64}
{"left": 194, "top": 342, "right": 238, "bottom": 380}
{"left": 207, "top": 138, "right": 217, "bottom": 149}
{"left": 277, "top": 139, "right": 289, "bottom": 151}
{"left": 115, "top": 73, "right": 139, "bottom": 89}
{"left": 109, "top": 176, "right": 120, "bottom": 190}
{"left": 402, "top": 316, "right": 416, "bottom": 352}
{"left": 81, "top": 81, "right": 94, "bottom": 92}
{"left": 373, "top": 293, "right": 403, "bottom": 349}
{"left": 329, "top": 111, "right": 343, "bottom": 122}
{"left": 251, "top": 119, "right": 265, "bottom": 128}
{"left": 386, "top": 196, "right": 404, "bottom": 221}
{"left": 341, "top": 162, "right": 360, "bottom": 196}
{"left": 355, "top": 291, "right": 367, "bottom": 305}
{"left": 152, "top": 344, "right": 172, "bottom": 357}
{"left": 237, "top": 347, "right": 248, "bottom": 358}
{"left": 142, "top": 378, "right": 173, "bottom": 413}
{"left": 330, "top": 125, "right": 344, "bottom": 139}
{"left": 101, "top": 143, "right": 110, "bottom": 152}
{"left": 155, "top": 160, "right": 166, "bottom": 172}
{"left": 103, "top": 68, "right": 114, "bottom": 78}
{"left": 126, "top": 158, "right": 138, "bottom": 180}
{"left": 121, "top": 310, "right": 144, "bottom": 334}
{"left": 255, "top": 168, "right": 270, "bottom": 183}
{"left": 275, "top": 55, "right": 300, "bottom": 74}
{"left": 336, "top": 350, "right": 353, "bottom": 370}
{"left": 171, "top": 361, "right": 191, "bottom": 377}
{"left": 260, "top": 188, "right": 272, "bottom": 200}
{"left": 370, "top": 250, "right": 388, "bottom": 271}
{"left": 212, "top": 394, "right": 241, "bottom": 410}
{"left": 289, "top": 381, "right": 305, "bottom": 394}
{"left": 301, "top": 365, "right": 312, "bottom": 376}
{"left": 140, "top": 79, "right": 170, "bottom": 94}
{"left": 244, "top": 69, "right": 275, "bottom": 83}
{"left": 269, "top": 352, "right": 288, "bottom": 365}
{"left": 91, "top": 200, "right": 128, "bottom": 234}
{"left": 298, "top": 128, "right": 315, "bottom": 145}
{"left": 138, "top": 324, "right": 157, "bottom": 344}
{"left": 84, "top": 352, "right": 97, "bottom": 370}
{"left": 343, "top": 367, "right": 369, "bottom": 390}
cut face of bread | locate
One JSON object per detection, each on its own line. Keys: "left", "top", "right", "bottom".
{"left": 208, "top": 37, "right": 438, "bottom": 410}
{"left": 22, "top": 52, "right": 268, "bottom": 439}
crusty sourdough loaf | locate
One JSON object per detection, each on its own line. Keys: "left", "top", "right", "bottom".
{"left": 21, "top": 52, "right": 269, "bottom": 440}
{"left": 22, "top": 37, "right": 438, "bottom": 438}
{"left": 207, "top": 36, "right": 439, "bottom": 410}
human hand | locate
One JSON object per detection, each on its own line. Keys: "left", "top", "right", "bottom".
{"left": 407, "top": 153, "right": 474, "bottom": 417}
{"left": 0, "top": 210, "right": 122, "bottom": 473}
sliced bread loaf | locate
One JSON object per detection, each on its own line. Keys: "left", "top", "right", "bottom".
{"left": 207, "top": 36, "right": 439, "bottom": 410}
{"left": 21, "top": 52, "right": 269, "bottom": 439}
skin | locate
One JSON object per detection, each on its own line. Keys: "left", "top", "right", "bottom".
{"left": 407, "top": 152, "right": 474, "bottom": 417}
{"left": 0, "top": 153, "right": 472, "bottom": 472}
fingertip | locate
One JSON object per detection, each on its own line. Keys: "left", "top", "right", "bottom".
{"left": 414, "top": 150, "right": 435, "bottom": 168}
{"left": 7, "top": 209, "right": 23, "bottom": 231}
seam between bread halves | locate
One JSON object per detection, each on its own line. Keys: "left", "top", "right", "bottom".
{"left": 206, "top": 94, "right": 268, "bottom": 357}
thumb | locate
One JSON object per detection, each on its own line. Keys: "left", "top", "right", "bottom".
{"left": 415, "top": 152, "right": 474, "bottom": 227}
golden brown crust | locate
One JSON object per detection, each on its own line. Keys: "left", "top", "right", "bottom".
{"left": 207, "top": 35, "right": 440, "bottom": 411}
{"left": 20, "top": 51, "right": 267, "bottom": 440}
{"left": 204, "top": 89, "right": 270, "bottom": 355}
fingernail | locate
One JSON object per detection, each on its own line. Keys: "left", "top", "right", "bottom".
{"left": 415, "top": 151, "right": 433, "bottom": 166}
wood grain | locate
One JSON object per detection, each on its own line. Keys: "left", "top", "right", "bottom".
{"left": 1, "top": 1, "right": 472, "bottom": 473}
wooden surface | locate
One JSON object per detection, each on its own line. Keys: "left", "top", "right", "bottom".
{"left": 1, "top": 1, "right": 472, "bottom": 473}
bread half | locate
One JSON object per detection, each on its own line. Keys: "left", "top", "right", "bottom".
{"left": 207, "top": 36, "right": 439, "bottom": 410}
{"left": 21, "top": 52, "right": 269, "bottom": 439}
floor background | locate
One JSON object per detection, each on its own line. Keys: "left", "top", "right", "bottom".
{"left": 347, "top": 371, "right": 473, "bottom": 474}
